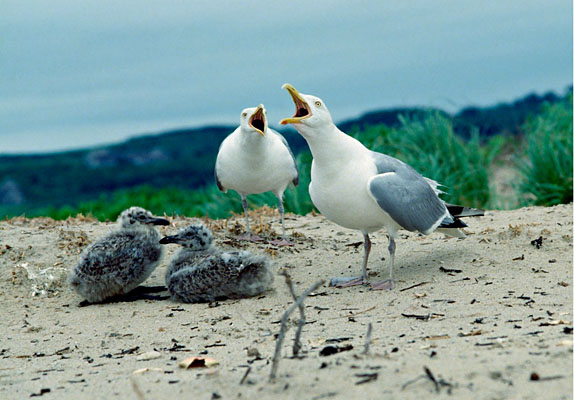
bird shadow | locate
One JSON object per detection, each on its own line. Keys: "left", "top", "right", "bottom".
{"left": 78, "top": 285, "right": 169, "bottom": 307}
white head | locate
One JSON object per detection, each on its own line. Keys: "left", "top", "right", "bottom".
{"left": 159, "top": 223, "right": 214, "bottom": 251}
{"left": 117, "top": 207, "right": 170, "bottom": 229}
{"left": 239, "top": 104, "right": 268, "bottom": 137}
{"left": 279, "top": 83, "right": 334, "bottom": 139}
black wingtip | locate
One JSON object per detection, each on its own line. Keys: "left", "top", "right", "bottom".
{"left": 439, "top": 217, "right": 468, "bottom": 229}
{"left": 445, "top": 204, "right": 485, "bottom": 218}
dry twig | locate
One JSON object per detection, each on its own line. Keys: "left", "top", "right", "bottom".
{"left": 280, "top": 271, "right": 306, "bottom": 357}
{"left": 269, "top": 278, "right": 325, "bottom": 381}
{"left": 363, "top": 323, "right": 373, "bottom": 354}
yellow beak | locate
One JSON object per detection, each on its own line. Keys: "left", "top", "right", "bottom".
{"left": 279, "top": 83, "right": 311, "bottom": 125}
{"left": 249, "top": 104, "right": 266, "bottom": 136}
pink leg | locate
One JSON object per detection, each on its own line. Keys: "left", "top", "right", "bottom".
{"left": 370, "top": 236, "right": 396, "bottom": 290}
{"left": 330, "top": 233, "right": 371, "bottom": 288}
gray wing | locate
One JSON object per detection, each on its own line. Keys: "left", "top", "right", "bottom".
{"left": 272, "top": 130, "right": 299, "bottom": 186}
{"left": 368, "top": 151, "right": 447, "bottom": 234}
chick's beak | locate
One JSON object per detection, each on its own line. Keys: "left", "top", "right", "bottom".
{"left": 150, "top": 217, "right": 170, "bottom": 226}
{"left": 159, "top": 235, "right": 177, "bottom": 244}
{"left": 280, "top": 83, "right": 311, "bottom": 125}
{"left": 249, "top": 104, "right": 266, "bottom": 136}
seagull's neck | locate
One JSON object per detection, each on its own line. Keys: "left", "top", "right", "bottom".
{"left": 304, "top": 125, "right": 366, "bottom": 166}
{"left": 237, "top": 129, "right": 268, "bottom": 150}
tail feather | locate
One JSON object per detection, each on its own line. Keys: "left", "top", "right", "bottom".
{"left": 436, "top": 227, "right": 466, "bottom": 238}
{"left": 436, "top": 203, "right": 484, "bottom": 236}
{"left": 445, "top": 204, "right": 485, "bottom": 218}
{"left": 439, "top": 217, "right": 468, "bottom": 229}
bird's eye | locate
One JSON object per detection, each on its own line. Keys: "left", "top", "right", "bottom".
{"left": 315, "top": 101, "right": 322, "bottom": 107}
{"left": 186, "top": 232, "right": 192, "bottom": 237}
{"left": 242, "top": 112, "right": 247, "bottom": 117}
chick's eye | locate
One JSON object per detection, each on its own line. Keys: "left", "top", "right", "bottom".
{"left": 315, "top": 101, "right": 322, "bottom": 107}
{"left": 186, "top": 232, "right": 192, "bottom": 237}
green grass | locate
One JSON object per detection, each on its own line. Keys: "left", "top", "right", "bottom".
{"left": 14, "top": 152, "right": 316, "bottom": 222}
{"left": 4, "top": 102, "right": 571, "bottom": 222}
{"left": 517, "top": 96, "right": 573, "bottom": 206}
{"left": 353, "top": 113, "right": 502, "bottom": 208}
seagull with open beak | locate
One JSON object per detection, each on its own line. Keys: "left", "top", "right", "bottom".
{"left": 215, "top": 104, "right": 299, "bottom": 245}
{"left": 279, "top": 84, "right": 483, "bottom": 289}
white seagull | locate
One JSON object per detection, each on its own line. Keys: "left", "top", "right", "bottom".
{"left": 215, "top": 104, "right": 299, "bottom": 245}
{"left": 279, "top": 84, "right": 483, "bottom": 290}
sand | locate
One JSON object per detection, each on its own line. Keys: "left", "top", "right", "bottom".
{"left": 0, "top": 204, "right": 572, "bottom": 399}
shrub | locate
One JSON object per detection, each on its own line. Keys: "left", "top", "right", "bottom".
{"left": 355, "top": 113, "right": 497, "bottom": 208}
{"left": 518, "top": 97, "right": 573, "bottom": 206}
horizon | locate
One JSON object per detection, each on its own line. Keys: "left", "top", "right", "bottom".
{"left": 0, "top": 85, "right": 571, "bottom": 157}
{"left": 1, "top": 1, "right": 572, "bottom": 153}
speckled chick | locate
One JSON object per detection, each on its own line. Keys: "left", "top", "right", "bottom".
{"left": 160, "top": 224, "right": 274, "bottom": 303}
{"left": 68, "top": 207, "right": 170, "bottom": 303}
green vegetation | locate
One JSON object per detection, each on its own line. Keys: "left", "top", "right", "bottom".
{"left": 1, "top": 89, "right": 572, "bottom": 221}
{"left": 15, "top": 152, "right": 315, "bottom": 222}
{"left": 352, "top": 113, "right": 503, "bottom": 209}
{"left": 518, "top": 96, "right": 573, "bottom": 206}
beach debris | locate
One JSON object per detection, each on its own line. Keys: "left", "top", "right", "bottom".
{"left": 530, "top": 372, "right": 564, "bottom": 382}
{"left": 319, "top": 344, "right": 353, "bottom": 356}
{"left": 425, "top": 334, "right": 450, "bottom": 341}
{"left": 133, "top": 367, "right": 164, "bottom": 375}
{"left": 12, "top": 263, "right": 68, "bottom": 297}
{"left": 30, "top": 388, "right": 51, "bottom": 397}
{"left": 399, "top": 281, "right": 430, "bottom": 292}
{"left": 539, "top": 320, "right": 571, "bottom": 326}
{"left": 355, "top": 372, "right": 378, "bottom": 385}
{"left": 280, "top": 271, "right": 306, "bottom": 357}
{"left": 458, "top": 330, "right": 483, "bottom": 337}
{"left": 401, "top": 313, "right": 444, "bottom": 321}
{"left": 530, "top": 236, "right": 543, "bottom": 249}
{"left": 136, "top": 351, "right": 161, "bottom": 361}
{"left": 439, "top": 266, "right": 462, "bottom": 274}
{"left": 362, "top": 323, "right": 373, "bottom": 354}
{"left": 269, "top": 277, "right": 325, "bottom": 380}
{"left": 246, "top": 347, "right": 261, "bottom": 359}
{"left": 401, "top": 366, "right": 453, "bottom": 393}
{"left": 178, "top": 356, "right": 219, "bottom": 369}
{"left": 239, "top": 366, "right": 252, "bottom": 385}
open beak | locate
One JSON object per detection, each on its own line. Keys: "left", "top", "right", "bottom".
{"left": 149, "top": 217, "right": 170, "bottom": 226}
{"left": 279, "top": 83, "right": 311, "bottom": 125}
{"left": 249, "top": 104, "right": 266, "bottom": 136}
{"left": 159, "top": 235, "right": 177, "bottom": 244}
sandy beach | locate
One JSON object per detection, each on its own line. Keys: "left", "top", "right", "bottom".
{"left": 1, "top": 204, "right": 572, "bottom": 399}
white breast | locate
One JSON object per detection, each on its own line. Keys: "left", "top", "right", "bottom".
{"left": 308, "top": 138, "right": 400, "bottom": 234}
{"left": 216, "top": 130, "right": 297, "bottom": 195}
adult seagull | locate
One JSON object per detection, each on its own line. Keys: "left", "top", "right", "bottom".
{"left": 279, "top": 84, "right": 483, "bottom": 290}
{"left": 215, "top": 104, "right": 299, "bottom": 245}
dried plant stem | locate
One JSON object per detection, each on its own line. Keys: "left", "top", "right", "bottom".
{"left": 281, "top": 271, "right": 306, "bottom": 357}
{"left": 363, "top": 322, "right": 373, "bottom": 354}
{"left": 269, "top": 278, "right": 325, "bottom": 381}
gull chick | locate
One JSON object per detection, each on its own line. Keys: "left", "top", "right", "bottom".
{"left": 68, "top": 207, "right": 169, "bottom": 303}
{"left": 280, "top": 83, "right": 483, "bottom": 290}
{"left": 215, "top": 104, "right": 299, "bottom": 245}
{"left": 160, "top": 224, "right": 274, "bottom": 303}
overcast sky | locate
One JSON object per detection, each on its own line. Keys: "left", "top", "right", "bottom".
{"left": 1, "top": 0, "right": 572, "bottom": 153}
